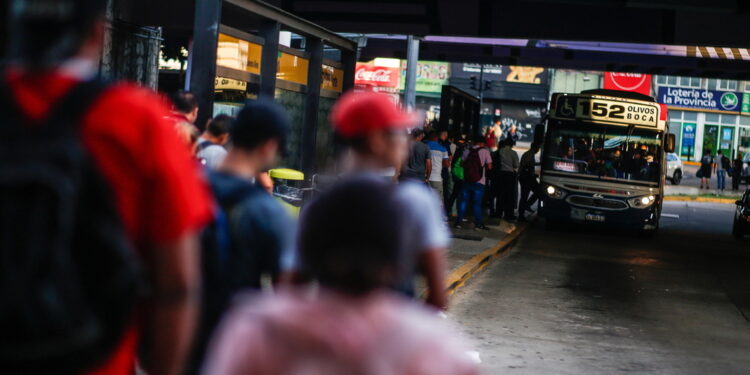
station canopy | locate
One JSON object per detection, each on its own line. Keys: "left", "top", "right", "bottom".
{"left": 269, "top": 0, "right": 750, "bottom": 79}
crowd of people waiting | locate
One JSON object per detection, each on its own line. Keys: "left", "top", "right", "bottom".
{"left": 1, "top": 1, "right": 479, "bottom": 375}
{"left": 402, "top": 124, "right": 542, "bottom": 227}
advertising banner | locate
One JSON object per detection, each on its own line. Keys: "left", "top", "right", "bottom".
{"left": 451, "top": 63, "right": 547, "bottom": 85}
{"left": 321, "top": 65, "right": 344, "bottom": 92}
{"left": 355, "top": 63, "right": 400, "bottom": 88}
{"left": 603, "top": 73, "right": 652, "bottom": 96}
{"left": 499, "top": 102, "right": 544, "bottom": 143}
{"left": 276, "top": 52, "right": 309, "bottom": 85}
{"left": 681, "top": 122, "right": 696, "bottom": 157}
{"left": 398, "top": 61, "right": 450, "bottom": 93}
{"left": 657, "top": 87, "right": 743, "bottom": 113}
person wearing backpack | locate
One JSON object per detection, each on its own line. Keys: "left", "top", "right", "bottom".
{"left": 717, "top": 150, "right": 731, "bottom": 192}
{"left": 447, "top": 139, "right": 467, "bottom": 217}
{"left": 187, "top": 100, "right": 295, "bottom": 374}
{"left": 455, "top": 136, "right": 493, "bottom": 230}
{"left": 196, "top": 114, "right": 232, "bottom": 170}
{"left": 2, "top": 1, "right": 214, "bottom": 375}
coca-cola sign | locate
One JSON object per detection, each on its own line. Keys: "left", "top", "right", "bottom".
{"left": 604, "top": 72, "right": 652, "bottom": 96}
{"left": 355, "top": 64, "right": 399, "bottom": 87}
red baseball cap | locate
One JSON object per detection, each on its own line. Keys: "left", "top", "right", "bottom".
{"left": 330, "top": 91, "right": 419, "bottom": 138}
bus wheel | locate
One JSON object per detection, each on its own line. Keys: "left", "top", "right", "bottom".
{"left": 671, "top": 170, "right": 682, "bottom": 185}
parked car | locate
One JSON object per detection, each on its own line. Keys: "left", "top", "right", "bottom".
{"left": 666, "top": 153, "right": 683, "bottom": 185}
{"left": 733, "top": 190, "right": 750, "bottom": 239}
{"left": 742, "top": 153, "right": 750, "bottom": 184}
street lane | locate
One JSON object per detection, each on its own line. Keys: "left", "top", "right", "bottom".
{"left": 450, "top": 201, "right": 750, "bottom": 374}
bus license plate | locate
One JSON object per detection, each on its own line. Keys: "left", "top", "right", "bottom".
{"left": 585, "top": 213, "right": 605, "bottom": 222}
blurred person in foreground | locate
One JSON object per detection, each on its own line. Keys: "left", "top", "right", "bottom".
{"left": 202, "top": 179, "right": 479, "bottom": 375}
{"left": 187, "top": 101, "right": 295, "bottom": 374}
{"left": 197, "top": 114, "right": 232, "bottom": 169}
{"left": 1, "top": 1, "right": 213, "bottom": 374}
{"left": 324, "top": 91, "right": 450, "bottom": 310}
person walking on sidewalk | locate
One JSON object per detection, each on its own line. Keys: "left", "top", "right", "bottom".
{"left": 498, "top": 138, "right": 520, "bottom": 220}
{"left": 455, "top": 137, "right": 493, "bottom": 230}
{"left": 187, "top": 101, "right": 296, "bottom": 375}
{"left": 426, "top": 130, "right": 450, "bottom": 200}
{"left": 327, "top": 91, "right": 450, "bottom": 310}
{"left": 518, "top": 143, "right": 541, "bottom": 222}
{"left": 401, "top": 128, "right": 431, "bottom": 182}
{"left": 2, "top": 2, "right": 213, "bottom": 374}
{"left": 717, "top": 150, "right": 730, "bottom": 192}
{"left": 699, "top": 149, "right": 714, "bottom": 189}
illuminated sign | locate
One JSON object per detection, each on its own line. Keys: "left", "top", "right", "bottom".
{"left": 553, "top": 94, "right": 660, "bottom": 128}
{"left": 216, "top": 33, "right": 261, "bottom": 75}
{"left": 276, "top": 52, "right": 309, "bottom": 85}
{"left": 321, "top": 65, "right": 344, "bottom": 92}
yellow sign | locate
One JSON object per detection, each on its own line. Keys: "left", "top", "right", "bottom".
{"left": 214, "top": 76, "right": 247, "bottom": 91}
{"left": 506, "top": 66, "right": 545, "bottom": 84}
{"left": 321, "top": 65, "right": 343, "bottom": 92}
{"left": 216, "top": 33, "right": 261, "bottom": 75}
{"left": 276, "top": 52, "right": 309, "bottom": 85}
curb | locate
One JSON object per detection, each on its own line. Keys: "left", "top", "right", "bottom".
{"left": 445, "top": 222, "right": 529, "bottom": 295}
{"left": 664, "top": 196, "right": 737, "bottom": 204}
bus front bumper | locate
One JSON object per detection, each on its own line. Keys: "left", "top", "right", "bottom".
{"left": 539, "top": 198, "right": 659, "bottom": 230}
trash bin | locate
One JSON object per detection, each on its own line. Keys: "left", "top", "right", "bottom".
{"left": 269, "top": 168, "right": 305, "bottom": 216}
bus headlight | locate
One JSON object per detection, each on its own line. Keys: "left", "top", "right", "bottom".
{"left": 546, "top": 185, "right": 565, "bottom": 199}
{"left": 629, "top": 195, "right": 656, "bottom": 209}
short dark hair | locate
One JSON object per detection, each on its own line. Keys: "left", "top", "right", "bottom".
{"left": 411, "top": 128, "right": 425, "bottom": 139}
{"left": 299, "top": 177, "right": 404, "bottom": 295}
{"left": 171, "top": 90, "right": 199, "bottom": 114}
{"left": 718, "top": 150, "right": 723, "bottom": 155}
{"left": 231, "top": 100, "right": 289, "bottom": 153}
{"left": 427, "top": 130, "right": 439, "bottom": 139}
{"left": 207, "top": 114, "right": 232, "bottom": 137}
{"left": 8, "top": 0, "right": 108, "bottom": 68}
{"left": 705, "top": 149, "right": 711, "bottom": 155}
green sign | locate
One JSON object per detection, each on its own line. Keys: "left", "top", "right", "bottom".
{"left": 743, "top": 93, "right": 750, "bottom": 115}
{"left": 399, "top": 60, "right": 450, "bottom": 93}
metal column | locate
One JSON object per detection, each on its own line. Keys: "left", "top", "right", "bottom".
{"left": 341, "top": 48, "right": 356, "bottom": 92}
{"left": 188, "top": 0, "right": 223, "bottom": 129}
{"left": 258, "top": 20, "right": 280, "bottom": 100}
{"left": 300, "top": 37, "right": 323, "bottom": 178}
{"left": 404, "top": 35, "right": 420, "bottom": 110}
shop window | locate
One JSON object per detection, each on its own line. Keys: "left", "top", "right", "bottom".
{"left": 705, "top": 113, "right": 720, "bottom": 124}
{"left": 669, "top": 110, "right": 682, "bottom": 121}
{"left": 740, "top": 116, "right": 750, "bottom": 126}
{"left": 666, "top": 76, "right": 678, "bottom": 86}
{"left": 684, "top": 112, "right": 698, "bottom": 122}
{"left": 717, "top": 79, "right": 738, "bottom": 91}
{"left": 721, "top": 114, "right": 737, "bottom": 125}
{"left": 677, "top": 76, "right": 701, "bottom": 88}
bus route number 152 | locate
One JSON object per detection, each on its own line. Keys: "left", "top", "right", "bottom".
{"left": 576, "top": 99, "right": 657, "bottom": 126}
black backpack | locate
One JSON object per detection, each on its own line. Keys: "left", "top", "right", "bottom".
{"left": 0, "top": 79, "right": 142, "bottom": 373}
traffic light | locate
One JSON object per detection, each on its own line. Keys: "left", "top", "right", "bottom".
{"left": 484, "top": 80, "right": 492, "bottom": 91}
{"left": 469, "top": 76, "right": 477, "bottom": 90}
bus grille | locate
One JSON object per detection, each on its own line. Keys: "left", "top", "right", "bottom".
{"left": 567, "top": 195, "right": 628, "bottom": 211}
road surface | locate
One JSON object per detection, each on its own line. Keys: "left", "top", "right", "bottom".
{"left": 450, "top": 201, "right": 750, "bottom": 374}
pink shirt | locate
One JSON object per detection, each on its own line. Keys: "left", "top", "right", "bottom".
{"left": 202, "top": 290, "right": 479, "bottom": 375}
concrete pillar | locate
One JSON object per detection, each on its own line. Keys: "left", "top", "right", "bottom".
{"left": 404, "top": 35, "right": 420, "bottom": 110}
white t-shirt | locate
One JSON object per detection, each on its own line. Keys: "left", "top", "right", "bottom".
{"left": 426, "top": 141, "right": 449, "bottom": 182}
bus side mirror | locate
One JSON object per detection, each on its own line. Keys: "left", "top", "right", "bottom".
{"left": 665, "top": 133, "right": 676, "bottom": 153}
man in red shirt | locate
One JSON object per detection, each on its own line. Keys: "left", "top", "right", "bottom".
{"left": 4, "top": 1, "right": 213, "bottom": 374}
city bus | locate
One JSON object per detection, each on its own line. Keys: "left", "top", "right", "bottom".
{"left": 538, "top": 89, "right": 675, "bottom": 234}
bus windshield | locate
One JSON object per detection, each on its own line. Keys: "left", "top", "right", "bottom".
{"left": 542, "top": 120, "right": 663, "bottom": 184}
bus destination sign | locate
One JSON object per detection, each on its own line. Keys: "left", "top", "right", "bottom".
{"left": 553, "top": 95, "right": 660, "bottom": 127}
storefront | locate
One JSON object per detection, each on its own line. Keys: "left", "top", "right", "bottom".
{"left": 188, "top": 0, "right": 357, "bottom": 176}
{"left": 449, "top": 63, "right": 550, "bottom": 144}
{"left": 655, "top": 77, "right": 750, "bottom": 160}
